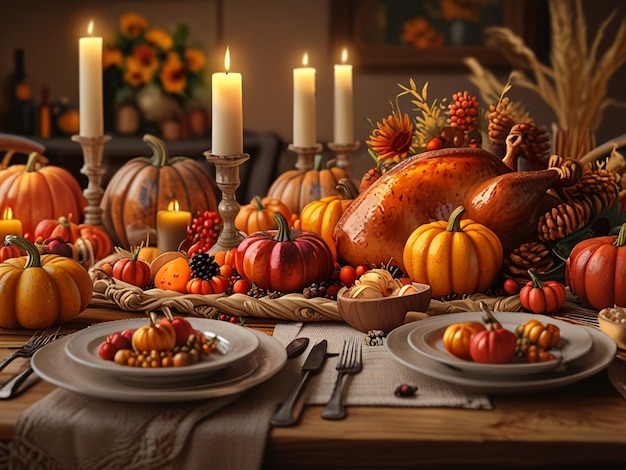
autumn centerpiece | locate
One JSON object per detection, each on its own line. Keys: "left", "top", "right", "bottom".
{"left": 102, "top": 12, "right": 208, "bottom": 136}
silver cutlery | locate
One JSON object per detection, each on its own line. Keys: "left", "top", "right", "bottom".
{"left": 0, "top": 328, "right": 56, "bottom": 372}
{"left": 321, "top": 338, "right": 362, "bottom": 420}
{"left": 0, "top": 328, "right": 62, "bottom": 399}
{"left": 271, "top": 339, "right": 327, "bottom": 427}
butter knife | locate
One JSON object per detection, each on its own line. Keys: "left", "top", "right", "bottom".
{"left": 270, "top": 339, "right": 327, "bottom": 427}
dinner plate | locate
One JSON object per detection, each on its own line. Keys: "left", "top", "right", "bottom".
{"left": 407, "top": 312, "right": 593, "bottom": 376}
{"left": 64, "top": 318, "right": 260, "bottom": 387}
{"left": 386, "top": 320, "right": 616, "bottom": 394}
{"left": 32, "top": 328, "right": 286, "bottom": 402}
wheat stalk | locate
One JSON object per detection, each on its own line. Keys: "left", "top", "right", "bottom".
{"left": 468, "top": 0, "right": 626, "bottom": 133}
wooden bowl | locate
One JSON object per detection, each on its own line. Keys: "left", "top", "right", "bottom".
{"left": 337, "top": 283, "right": 431, "bottom": 333}
{"left": 598, "top": 310, "right": 626, "bottom": 350}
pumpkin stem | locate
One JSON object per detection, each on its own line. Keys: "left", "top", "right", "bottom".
{"left": 446, "top": 206, "right": 466, "bottom": 232}
{"left": 253, "top": 196, "right": 265, "bottom": 211}
{"left": 143, "top": 134, "right": 169, "bottom": 168}
{"left": 614, "top": 222, "right": 626, "bottom": 248}
{"left": 313, "top": 154, "right": 324, "bottom": 171}
{"left": 24, "top": 152, "right": 39, "bottom": 173}
{"left": 527, "top": 269, "right": 544, "bottom": 288}
{"left": 479, "top": 301, "right": 502, "bottom": 330}
{"left": 336, "top": 179, "right": 356, "bottom": 200}
{"left": 272, "top": 212, "right": 293, "bottom": 242}
{"left": 5, "top": 235, "right": 42, "bottom": 269}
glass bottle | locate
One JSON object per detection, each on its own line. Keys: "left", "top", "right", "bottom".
{"left": 8, "top": 48, "right": 35, "bottom": 135}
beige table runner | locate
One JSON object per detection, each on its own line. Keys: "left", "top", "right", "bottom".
{"left": 273, "top": 322, "right": 492, "bottom": 409}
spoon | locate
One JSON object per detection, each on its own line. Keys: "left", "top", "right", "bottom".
{"left": 286, "top": 337, "right": 309, "bottom": 359}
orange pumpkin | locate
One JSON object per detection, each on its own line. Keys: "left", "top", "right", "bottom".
{"left": 266, "top": 155, "right": 351, "bottom": 215}
{"left": 235, "top": 196, "right": 291, "bottom": 235}
{"left": 402, "top": 205, "right": 503, "bottom": 298}
{"left": 299, "top": 181, "right": 355, "bottom": 261}
{"left": 211, "top": 247, "right": 237, "bottom": 267}
{"left": 154, "top": 255, "right": 192, "bottom": 293}
{"left": 0, "top": 152, "right": 86, "bottom": 236}
{"left": 100, "top": 134, "right": 218, "bottom": 249}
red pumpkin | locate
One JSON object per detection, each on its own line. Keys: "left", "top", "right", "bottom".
{"left": 0, "top": 153, "right": 86, "bottom": 235}
{"left": 100, "top": 134, "right": 218, "bottom": 248}
{"left": 34, "top": 216, "right": 80, "bottom": 242}
{"left": 565, "top": 222, "right": 626, "bottom": 309}
{"left": 469, "top": 328, "right": 517, "bottom": 364}
{"left": 112, "top": 248, "right": 151, "bottom": 289}
{"left": 519, "top": 270, "right": 567, "bottom": 314}
{"left": 235, "top": 212, "right": 334, "bottom": 293}
{"left": 0, "top": 245, "right": 22, "bottom": 262}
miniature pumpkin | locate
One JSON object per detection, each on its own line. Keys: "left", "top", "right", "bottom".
{"left": 442, "top": 321, "right": 486, "bottom": 360}
{"left": 211, "top": 247, "right": 237, "bottom": 267}
{"left": 299, "top": 181, "right": 355, "bottom": 262}
{"left": 565, "top": 222, "right": 626, "bottom": 309}
{"left": 0, "top": 235, "right": 93, "bottom": 329}
{"left": 132, "top": 312, "right": 176, "bottom": 352}
{"left": 100, "top": 134, "right": 218, "bottom": 249}
{"left": 234, "top": 196, "right": 291, "bottom": 235}
{"left": 34, "top": 217, "right": 113, "bottom": 261}
{"left": 0, "top": 152, "right": 86, "bottom": 236}
{"left": 235, "top": 212, "right": 334, "bottom": 293}
{"left": 186, "top": 275, "right": 230, "bottom": 295}
{"left": 112, "top": 247, "right": 151, "bottom": 289}
{"left": 266, "top": 154, "right": 351, "bottom": 215}
{"left": 519, "top": 270, "right": 567, "bottom": 314}
{"left": 402, "top": 205, "right": 503, "bottom": 298}
{"left": 0, "top": 245, "right": 22, "bottom": 262}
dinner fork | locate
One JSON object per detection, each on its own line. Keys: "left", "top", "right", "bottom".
{"left": 0, "top": 328, "right": 62, "bottom": 399}
{"left": 321, "top": 338, "right": 362, "bottom": 420}
{"left": 0, "top": 328, "right": 55, "bottom": 373}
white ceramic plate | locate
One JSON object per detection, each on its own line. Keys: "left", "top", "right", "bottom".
{"left": 64, "top": 318, "right": 259, "bottom": 387}
{"left": 407, "top": 312, "right": 593, "bottom": 376}
{"left": 386, "top": 320, "right": 615, "bottom": 394}
{"left": 32, "top": 328, "right": 286, "bottom": 402}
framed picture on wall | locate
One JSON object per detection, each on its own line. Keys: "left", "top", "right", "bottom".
{"left": 331, "top": 0, "right": 548, "bottom": 72}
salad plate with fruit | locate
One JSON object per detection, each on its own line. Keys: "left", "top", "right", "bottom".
{"left": 407, "top": 306, "right": 593, "bottom": 377}
{"left": 64, "top": 313, "right": 260, "bottom": 387}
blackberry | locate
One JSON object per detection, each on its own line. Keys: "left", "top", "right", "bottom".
{"left": 189, "top": 253, "right": 220, "bottom": 280}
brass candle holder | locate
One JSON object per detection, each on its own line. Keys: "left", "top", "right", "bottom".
{"left": 204, "top": 151, "right": 250, "bottom": 252}
{"left": 287, "top": 143, "right": 323, "bottom": 171}
{"left": 72, "top": 134, "right": 111, "bottom": 227}
{"left": 327, "top": 141, "right": 360, "bottom": 173}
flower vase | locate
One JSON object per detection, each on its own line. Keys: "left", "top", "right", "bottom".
{"left": 136, "top": 84, "right": 184, "bottom": 131}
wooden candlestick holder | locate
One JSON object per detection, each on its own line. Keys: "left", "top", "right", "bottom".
{"left": 204, "top": 151, "right": 250, "bottom": 252}
{"left": 287, "top": 143, "right": 323, "bottom": 171}
{"left": 327, "top": 141, "right": 360, "bottom": 173}
{"left": 72, "top": 134, "right": 111, "bottom": 227}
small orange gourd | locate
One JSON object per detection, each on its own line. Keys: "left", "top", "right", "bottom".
{"left": 154, "top": 256, "right": 192, "bottom": 293}
{"left": 234, "top": 196, "right": 291, "bottom": 235}
{"left": 131, "top": 312, "right": 177, "bottom": 352}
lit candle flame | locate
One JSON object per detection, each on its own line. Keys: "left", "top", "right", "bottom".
{"left": 341, "top": 48, "right": 348, "bottom": 64}
{"left": 302, "top": 52, "right": 309, "bottom": 67}
{"left": 87, "top": 20, "right": 94, "bottom": 36}
{"left": 224, "top": 46, "right": 231, "bottom": 73}
{"left": 2, "top": 207, "right": 13, "bottom": 220}
{"left": 167, "top": 200, "right": 180, "bottom": 211}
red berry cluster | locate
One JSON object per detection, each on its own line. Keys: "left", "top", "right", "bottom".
{"left": 186, "top": 210, "right": 222, "bottom": 254}
{"left": 449, "top": 91, "right": 480, "bottom": 132}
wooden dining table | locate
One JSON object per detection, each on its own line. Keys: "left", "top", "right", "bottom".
{"left": 2, "top": 305, "right": 626, "bottom": 469}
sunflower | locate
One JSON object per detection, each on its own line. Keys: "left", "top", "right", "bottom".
{"left": 124, "top": 45, "right": 159, "bottom": 87}
{"left": 366, "top": 110, "right": 414, "bottom": 164}
{"left": 145, "top": 28, "right": 173, "bottom": 51}
{"left": 185, "top": 48, "right": 206, "bottom": 73}
{"left": 119, "top": 12, "right": 148, "bottom": 39}
{"left": 103, "top": 44, "right": 123, "bottom": 69}
{"left": 160, "top": 51, "right": 187, "bottom": 95}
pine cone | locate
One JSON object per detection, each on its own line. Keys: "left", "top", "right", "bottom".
{"left": 537, "top": 200, "right": 593, "bottom": 242}
{"left": 561, "top": 165, "right": 620, "bottom": 209}
{"left": 487, "top": 97, "right": 532, "bottom": 156}
{"left": 503, "top": 243, "right": 555, "bottom": 281}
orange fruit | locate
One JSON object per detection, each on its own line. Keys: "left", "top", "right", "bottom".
{"left": 56, "top": 108, "right": 80, "bottom": 135}
{"left": 154, "top": 256, "right": 191, "bottom": 293}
